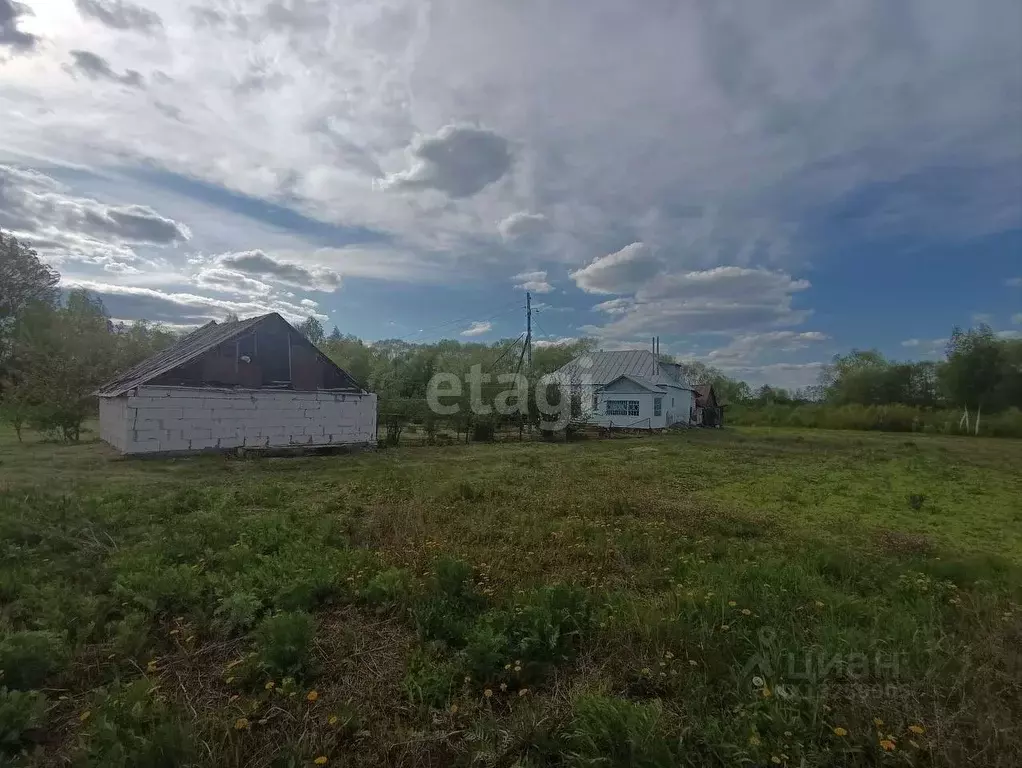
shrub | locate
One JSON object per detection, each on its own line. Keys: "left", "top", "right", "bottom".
{"left": 511, "top": 585, "right": 592, "bottom": 664}
{"left": 0, "top": 687, "right": 46, "bottom": 756}
{"left": 361, "top": 567, "right": 415, "bottom": 609}
{"left": 252, "top": 611, "right": 316, "bottom": 681}
{"left": 564, "top": 696, "right": 677, "bottom": 768}
{"left": 76, "top": 679, "right": 193, "bottom": 768}
{"left": 213, "top": 591, "right": 264, "bottom": 637}
{"left": 0, "top": 630, "right": 67, "bottom": 690}
{"left": 472, "top": 418, "right": 496, "bottom": 442}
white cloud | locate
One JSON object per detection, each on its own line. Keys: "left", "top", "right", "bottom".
{"left": 213, "top": 250, "right": 341, "bottom": 292}
{"left": 901, "top": 337, "right": 947, "bottom": 358}
{"left": 460, "top": 320, "right": 492, "bottom": 337}
{"left": 997, "top": 329, "right": 1020, "bottom": 339}
{"left": 499, "top": 211, "right": 549, "bottom": 242}
{"left": 571, "top": 243, "right": 662, "bottom": 295}
{"left": 706, "top": 330, "right": 829, "bottom": 366}
{"left": 513, "top": 270, "right": 553, "bottom": 294}
{"left": 1007, "top": 278, "right": 1022, "bottom": 288}
{"left": 74, "top": 0, "right": 163, "bottom": 35}
{"left": 1013, "top": 313, "right": 1022, "bottom": 324}
{"left": 582, "top": 266, "right": 812, "bottom": 339}
{"left": 533, "top": 336, "right": 577, "bottom": 348}
{"left": 971, "top": 312, "right": 994, "bottom": 325}
{"left": 61, "top": 278, "right": 327, "bottom": 325}
{"left": 193, "top": 268, "right": 271, "bottom": 297}
{"left": 381, "top": 124, "right": 513, "bottom": 198}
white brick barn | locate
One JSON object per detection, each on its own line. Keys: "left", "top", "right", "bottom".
{"left": 96, "top": 313, "right": 376, "bottom": 455}
{"left": 552, "top": 349, "right": 696, "bottom": 430}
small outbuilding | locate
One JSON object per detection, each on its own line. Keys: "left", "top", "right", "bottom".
{"left": 692, "top": 383, "right": 726, "bottom": 427}
{"left": 96, "top": 312, "right": 376, "bottom": 455}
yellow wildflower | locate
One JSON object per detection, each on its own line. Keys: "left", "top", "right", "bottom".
{"left": 728, "top": 601, "right": 737, "bottom": 607}
{"left": 748, "top": 735, "right": 761, "bottom": 746}
{"left": 146, "top": 661, "right": 158, "bottom": 673}
{"left": 908, "top": 725, "right": 925, "bottom": 735}
{"left": 833, "top": 727, "right": 848, "bottom": 737}
{"left": 450, "top": 704, "right": 458, "bottom": 714}
{"left": 234, "top": 718, "right": 250, "bottom": 730}
{"left": 79, "top": 710, "right": 91, "bottom": 722}
{"left": 314, "top": 757, "right": 328, "bottom": 765}
{"left": 328, "top": 715, "right": 339, "bottom": 725}
{"left": 880, "top": 739, "right": 896, "bottom": 751}
{"left": 265, "top": 681, "right": 275, "bottom": 690}
{"left": 762, "top": 686, "right": 772, "bottom": 698}
{"left": 483, "top": 689, "right": 493, "bottom": 698}
{"left": 873, "top": 717, "right": 884, "bottom": 727}
{"left": 306, "top": 690, "right": 319, "bottom": 702}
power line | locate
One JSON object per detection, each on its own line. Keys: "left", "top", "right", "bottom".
{"left": 489, "top": 332, "right": 525, "bottom": 369}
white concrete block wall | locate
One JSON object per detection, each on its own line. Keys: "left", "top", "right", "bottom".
{"left": 100, "top": 386, "right": 377, "bottom": 455}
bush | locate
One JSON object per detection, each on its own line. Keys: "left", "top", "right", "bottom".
{"left": 361, "top": 567, "right": 416, "bottom": 609}
{"left": 76, "top": 679, "right": 193, "bottom": 768}
{"left": 0, "top": 630, "right": 67, "bottom": 690}
{"left": 472, "top": 418, "right": 496, "bottom": 443}
{"left": 213, "top": 591, "right": 264, "bottom": 637}
{"left": 0, "top": 687, "right": 46, "bottom": 756}
{"left": 252, "top": 611, "right": 316, "bottom": 681}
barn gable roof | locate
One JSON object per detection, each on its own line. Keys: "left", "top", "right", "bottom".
{"left": 96, "top": 313, "right": 362, "bottom": 397}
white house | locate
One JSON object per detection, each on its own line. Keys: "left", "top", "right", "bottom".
{"left": 552, "top": 349, "right": 696, "bottom": 429}
{"left": 96, "top": 313, "right": 377, "bottom": 455}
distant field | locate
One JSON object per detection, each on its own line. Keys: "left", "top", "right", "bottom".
{"left": 1, "top": 426, "right": 1020, "bottom": 767}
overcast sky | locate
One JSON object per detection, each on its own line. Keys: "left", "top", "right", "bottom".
{"left": 2, "top": 0, "right": 1020, "bottom": 388}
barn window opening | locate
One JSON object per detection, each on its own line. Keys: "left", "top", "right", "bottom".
{"left": 654, "top": 397, "right": 662, "bottom": 416}
{"left": 606, "top": 400, "right": 639, "bottom": 416}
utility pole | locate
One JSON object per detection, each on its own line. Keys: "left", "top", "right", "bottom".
{"left": 526, "top": 291, "right": 533, "bottom": 370}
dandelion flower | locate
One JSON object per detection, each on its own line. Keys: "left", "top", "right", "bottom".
{"left": 908, "top": 724, "right": 924, "bottom": 735}
{"left": 146, "top": 661, "right": 158, "bottom": 673}
{"left": 483, "top": 689, "right": 493, "bottom": 698}
{"left": 728, "top": 601, "right": 737, "bottom": 607}
{"left": 880, "top": 739, "right": 896, "bottom": 751}
{"left": 771, "top": 758, "right": 781, "bottom": 765}
{"left": 265, "top": 681, "right": 275, "bottom": 690}
{"left": 306, "top": 690, "right": 319, "bottom": 702}
{"left": 234, "top": 718, "right": 250, "bottom": 730}
{"left": 329, "top": 715, "right": 339, "bottom": 725}
{"left": 748, "top": 735, "right": 761, "bottom": 746}
{"left": 314, "top": 757, "right": 328, "bottom": 765}
{"left": 784, "top": 731, "right": 793, "bottom": 738}
{"left": 873, "top": 717, "right": 884, "bottom": 727}
{"left": 833, "top": 727, "right": 848, "bottom": 737}
{"left": 450, "top": 705, "right": 458, "bottom": 714}
{"left": 741, "top": 608, "right": 752, "bottom": 616}
{"left": 79, "top": 710, "right": 91, "bottom": 722}
{"left": 762, "top": 686, "right": 772, "bottom": 698}
{"left": 504, "top": 664, "right": 512, "bottom": 670}
{"left": 752, "top": 676, "right": 765, "bottom": 687}
{"left": 815, "top": 601, "right": 825, "bottom": 608}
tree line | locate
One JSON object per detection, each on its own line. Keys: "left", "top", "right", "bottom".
{"left": 2, "top": 229, "right": 1018, "bottom": 442}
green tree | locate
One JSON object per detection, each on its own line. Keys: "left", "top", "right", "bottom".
{"left": 0, "top": 231, "right": 59, "bottom": 378}
{"left": 941, "top": 325, "right": 1005, "bottom": 431}
{"left": 298, "top": 316, "right": 325, "bottom": 345}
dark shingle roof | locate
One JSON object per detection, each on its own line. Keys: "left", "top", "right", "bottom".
{"left": 96, "top": 315, "right": 269, "bottom": 397}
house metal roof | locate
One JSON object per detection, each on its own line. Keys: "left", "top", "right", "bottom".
{"left": 96, "top": 312, "right": 362, "bottom": 397}
{"left": 554, "top": 349, "right": 695, "bottom": 391}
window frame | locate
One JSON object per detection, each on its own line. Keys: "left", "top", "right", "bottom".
{"left": 606, "top": 400, "right": 640, "bottom": 417}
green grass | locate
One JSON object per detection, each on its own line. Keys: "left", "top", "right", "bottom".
{"left": 1, "top": 425, "right": 1020, "bottom": 766}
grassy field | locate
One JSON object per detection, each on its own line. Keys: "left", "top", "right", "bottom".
{"left": 1, "top": 426, "right": 1020, "bottom": 767}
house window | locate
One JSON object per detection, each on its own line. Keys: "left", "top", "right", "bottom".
{"left": 672, "top": 398, "right": 675, "bottom": 407}
{"left": 654, "top": 397, "right": 662, "bottom": 417}
{"left": 606, "top": 400, "right": 640, "bottom": 417}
